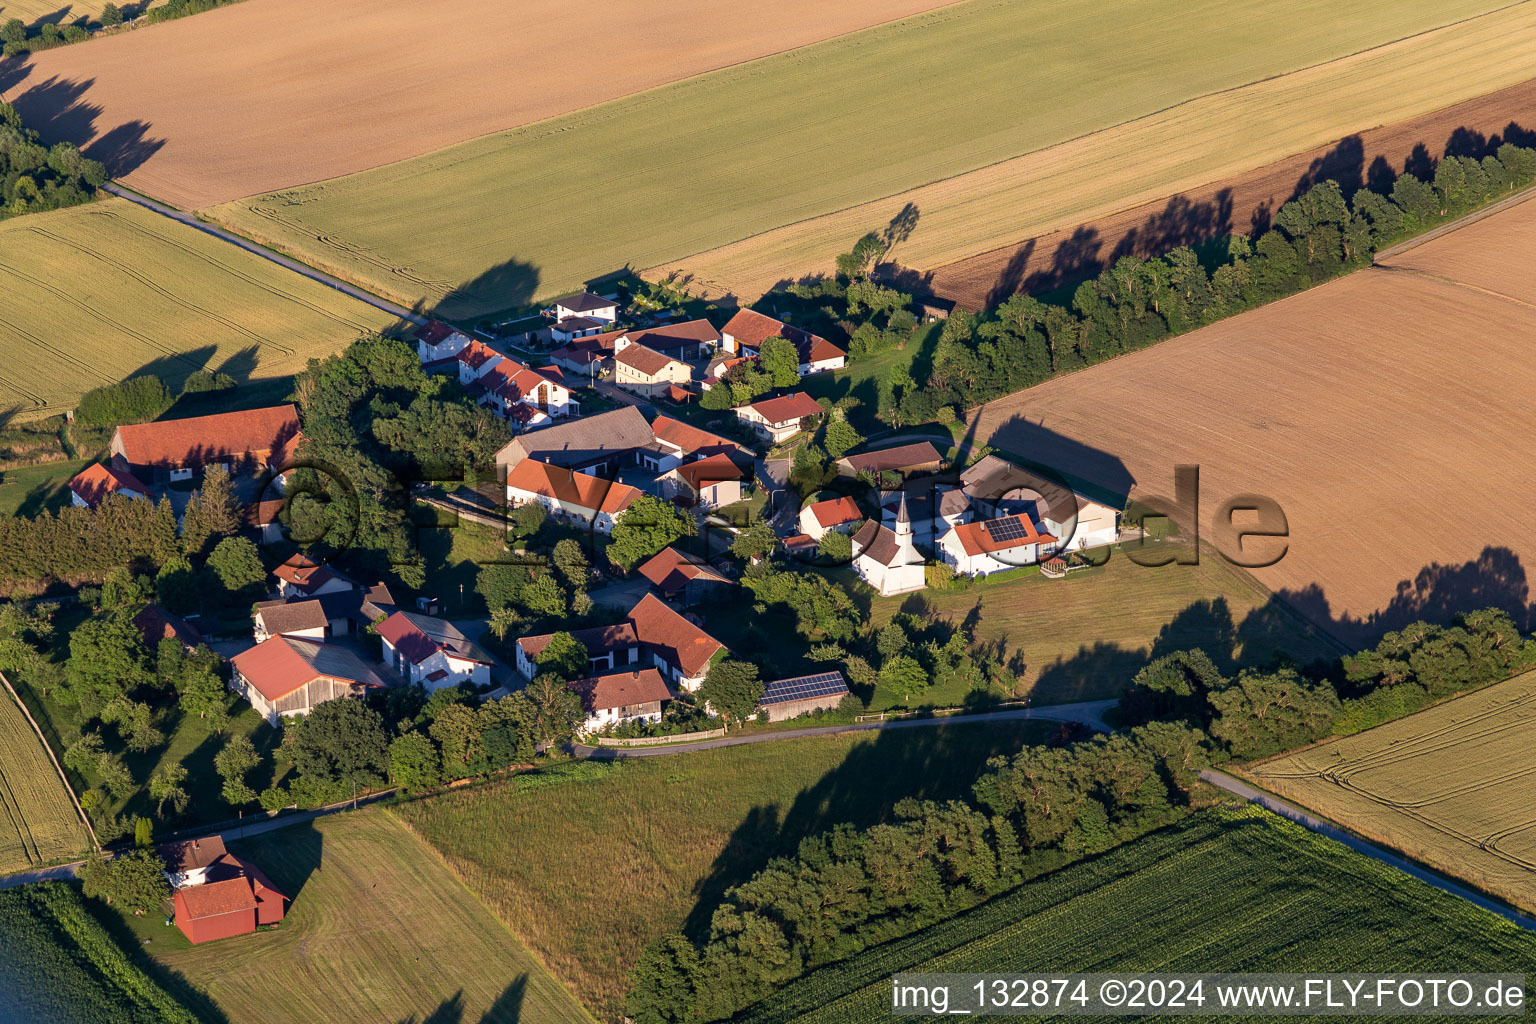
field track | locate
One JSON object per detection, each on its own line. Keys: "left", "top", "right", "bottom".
{"left": 926, "top": 74, "right": 1536, "bottom": 310}
{"left": 969, "top": 194, "right": 1536, "bottom": 646}
{"left": 0, "top": 0, "right": 960, "bottom": 209}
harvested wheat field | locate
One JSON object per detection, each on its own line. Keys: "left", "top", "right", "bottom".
{"left": 204, "top": 0, "right": 1513, "bottom": 318}
{"left": 968, "top": 196, "right": 1536, "bottom": 647}
{"left": 655, "top": 0, "right": 1536, "bottom": 302}
{"left": 1378, "top": 179, "right": 1536, "bottom": 304}
{"left": 0, "top": 199, "right": 396, "bottom": 420}
{"left": 0, "top": 0, "right": 960, "bottom": 209}
{"left": 0, "top": 0, "right": 152, "bottom": 23}
{"left": 1244, "top": 671, "right": 1536, "bottom": 911}
{"left": 0, "top": 684, "right": 90, "bottom": 875}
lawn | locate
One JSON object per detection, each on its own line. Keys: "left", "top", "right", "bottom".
{"left": 1243, "top": 670, "right": 1536, "bottom": 912}
{"left": 739, "top": 807, "right": 1536, "bottom": 1024}
{"left": 414, "top": 505, "right": 515, "bottom": 618}
{"left": 140, "top": 808, "right": 592, "bottom": 1024}
{"left": 0, "top": 683, "right": 92, "bottom": 875}
{"left": 205, "top": 0, "right": 1507, "bottom": 317}
{"left": 392, "top": 722, "right": 1052, "bottom": 1022}
{"left": 0, "top": 199, "right": 399, "bottom": 422}
{"left": 800, "top": 323, "right": 941, "bottom": 435}
{"left": 853, "top": 544, "right": 1341, "bottom": 707}
{"left": 0, "top": 459, "right": 89, "bottom": 518}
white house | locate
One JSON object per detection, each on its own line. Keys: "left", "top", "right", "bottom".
{"left": 613, "top": 339, "right": 693, "bottom": 398}
{"left": 642, "top": 416, "right": 742, "bottom": 473}
{"left": 516, "top": 623, "right": 640, "bottom": 680}
{"left": 453, "top": 340, "right": 505, "bottom": 384}
{"left": 472, "top": 359, "right": 578, "bottom": 424}
{"left": 798, "top": 495, "right": 862, "bottom": 540}
{"left": 376, "top": 611, "right": 495, "bottom": 690}
{"left": 568, "top": 668, "right": 674, "bottom": 735}
{"left": 958, "top": 455, "right": 1119, "bottom": 552}
{"left": 850, "top": 492, "right": 926, "bottom": 596}
{"left": 550, "top": 291, "right": 620, "bottom": 325}
{"left": 628, "top": 593, "right": 726, "bottom": 692}
{"left": 229, "top": 635, "right": 387, "bottom": 726}
{"left": 414, "top": 320, "right": 474, "bottom": 362}
{"left": 67, "top": 463, "right": 149, "bottom": 509}
{"left": 657, "top": 453, "right": 748, "bottom": 509}
{"left": 735, "top": 392, "right": 823, "bottom": 444}
{"left": 252, "top": 599, "right": 329, "bottom": 643}
{"left": 505, "top": 460, "right": 641, "bottom": 535}
{"left": 271, "top": 557, "right": 356, "bottom": 600}
{"left": 720, "top": 308, "right": 846, "bottom": 374}
{"left": 938, "top": 513, "right": 1059, "bottom": 577}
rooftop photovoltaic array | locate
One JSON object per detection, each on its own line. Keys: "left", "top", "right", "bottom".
{"left": 984, "top": 516, "right": 1028, "bottom": 543}
{"left": 762, "top": 671, "right": 849, "bottom": 705}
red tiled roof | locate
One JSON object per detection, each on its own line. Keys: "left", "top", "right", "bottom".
{"left": 113, "top": 405, "right": 302, "bottom": 471}
{"left": 627, "top": 593, "right": 725, "bottom": 677}
{"left": 782, "top": 533, "right": 818, "bottom": 551}
{"left": 745, "top": 392, "right": 822, "bottom": 425}
{"left": 797, "top": 334, "right": 847, "bottom": 364}
{"left": 949, "top": 514, "right": 1058, "bottom": 557}
{"left": 806, "top": 496, "right": 862, "bottom": 528}
{"left": 637, "top": 547, "right": 731, "bottom": 593}
{"left": 133, "top": 604, "right": 202, "bottom": 650}
{"left": 570, "top": 668, "right": 673, "bottom": 713}
{"left": 176, "top": 876, "right": 258, "bottom": 920}
{"left": 672, "top": 453, "right": 747, "bottom": 494}
{"left": 615, "top": 342, "right": 682, "bottom": 378}
{"left": 414, "top": 320, "right": 464, "bottom": 346}
{"left": 506, "top": 461, "right": 640, "bottom": 516}
{"left": 456, "top": 340, "right": 503, "bottom": 371}
{"left": 839, "top": 442, "right": 942, "bottom": 473}
{"left": 271, "top": 555, "right": 349, "bottom": 594}
{"left": 517, "top": 623, "right": 637, "bottom": 660}
{"left": 67, "top": 463, "right": 148, "bottom": 507}
{"left": 230, "top": 635, "right": 383, "bottom": 702}
{"left": 375, "top": 611, "right": 437, "bottom": 664}
{"left": 722, "top": 309, "right": 844, "bottom": 365}
{"left": 650, "top": 416, "right": 738, "bottom": 458}
{"left": 621, "top": 319, "right": 720, "bottom": 350}
{"left": 159, "top": 836, "right": 227, "bottom": 873}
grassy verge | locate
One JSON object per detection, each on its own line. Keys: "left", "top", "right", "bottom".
{"left": 0, "top": 459, "right": 90, "bottom": 518}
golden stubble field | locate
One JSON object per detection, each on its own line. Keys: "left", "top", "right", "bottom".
{"left": 0, "top": 0, "right": 959, "bottom": 209}
{"left": 968, "top": 196, "right": 1536, "bottom": 645}
{"left": 1243, "top": 671, "right": 1536, "bottom": 911}
{"left": 0, "top": 685, "right": 90, "bottom": 874}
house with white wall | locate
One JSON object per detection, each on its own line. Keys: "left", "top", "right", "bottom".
{"left": 252, "top": 599, "right": 329, "bottom": 643}
{"left": 505, "top": 461, "right": 641, "bottom": 534}
{"left": 627, "top": 593, "right": 726, "bottom": 691}
{"left": 657, "top": 453, "right": 749, "bottom": 510}
{"left": 471, "top": 359, "right": 578, "bottom": 425}
{"left": 735, "top": 392, "right": 823, "bottom": 443}
{"left": 68, "top": 463, "right": 149, "bottom": 508}
{"left": 613, "top": 340, "right": 693, "bottom": 398}
{"left": 938, "top": 513, "right": 1059, "bottom": 577}
{"left": 376, "top": 611, "right": 495, "bottom": 690}
{"left": 568, "top": 668, "right": 674, "bottom": 735}
{"left": 415, "top": 320, "right": 474, "bottom": 362}
{"left": 515, "top": 623, "right": 640, "bottom": 680}
{"left": 720, "top": 308, "right": 846, "bottom": 374}
{"left": 959, "top": 455, "right": 1119, "bottom": 552}
{"left": 272, "top": 557, "right": 356, "bottom": 600}
{"left": 850, "top": 492, "right": 926, "bottom": 596}
{"left": 798, "top": 495, "right": 862, "bottom": 540}
{"left": 550, "top": 291, "right": 619, "bottom": 325}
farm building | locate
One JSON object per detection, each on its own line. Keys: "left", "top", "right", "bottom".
{"left": 798, "top": 495, "right": 863, "bottom": 540}
{"left": 657, "top": 452, "right": 750, "bottom": 509}
{"left": 719, "top": 309, "right": 847, "bottom": 374}
{"left": 550, "top": 331, "right": 622, "bottom": 379}
{"left": 495, "top": 406, "right": 654, "bottom": 476}
{"left": 613, "top": 341, "right": 692, "bottom": 397}
{"left": 67, "top": 463, "right": 149, "bottom": 508}
{"left": 850, "top": 492, "right": 926, "bottom": 596}
{"left": 162, "top": 838, "right": 287, "bottom": 946}
{"left": 271, "top": 556, "right": 357, "bottom": 600}
{"left": 627, "top": 593, "right": 727, "bottom": 691}
{"left": 646, "top": 416, "right": 742, "bottom": 470}
{"left": 759, "top": 671, "right": 850, "bottom": 721}
{"left": 110, "top": 404, "right": 302, "bottom": 483}
{"left": 550, "top": 316, "right": 610, "bottom": 345}
{"left": 414, "top": 320, "right": 474, "bottom": 362}
{"left": 618, "top": 319, "right": 722, "bottom": 361}
{"left": 133, "top": 604, "right": 202, "bottom": 652}
{"left": 313, "top": 583, "right": 397, "bottom": 636}
{"left": 638, "top": 546, "right": 733, "bottom": 607}
{"left": 959, "top": 455, "right": 1119, "bottom": 551}
{"left": 505, "top": 460, "right": 641, "bottom": 534}
{"left": 229, "top": 634, "right": 388, "bottom": 725}
{"left": 568, "top": 668, "right": 675, "bottom": 735}
{"left": 252, "top": 599, "right": 329, "bottom": 643}
{"left": 938, "top": 513, "right": 1059, "bottom": 577}
{"left": 735, "top": 392, "right": 823, "bottom": 443}
{"left": 377, "top": 611, "right": 495, "bottom": 690}
{"left": 836, "top": 441, "right": 943, "bottom": 478}
{"left": 516, "top": 623, "right": 641, "bottom": 680}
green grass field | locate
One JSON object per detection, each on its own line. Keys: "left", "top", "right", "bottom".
{"left": 739, "top": 807, "right": 1536, "bottom": 1024}
{"left": 0, "top": 199, "right": 399, "bottom": 421}
{"left": 206, "top": 0, "right": 1505, "bottom": 318}
{"left": 392, "top": 723, "right": 1052, "bottom": 1022}
{"left": 145, "top": 808, "right": 592, "bottom": 1024}
{"left": 0, "top": 459, "right": 89, "bottom": 518}
{"left": 0, "top": 685, "right": 91, "bottom": 875}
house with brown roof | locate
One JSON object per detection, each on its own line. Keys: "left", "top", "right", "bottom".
{"left": 229, "top": 634, "right": 388, "bottom": 725}
{"left": 938, "top": 512, "right": 1059, "bottom": 578}
{"left": 110, "top": 405, "right": 302, "bottom": 484}
{"left": 798, "top": 495, "right": 863, "bottom": 540}
{"left": 377, "top": 611, "right": 494, "bottom": 690}
{"left": 735, "top": 392, "right": 823, "bottom": 443}
{"left": 253, "top": 599, "right": 329, "bottom": 643}
{"left": 957, "top": 454, "right": 1119, "bottom": 553}
{"left": 133, "top": 604, "right": 202, "bottom": 652}
{"left": 470, "top": 358, "right": 577, "bottom": 426}
{"left": 161, "top": 837, "right": 286, "bottom": 945}
{"left": 515, "top": 622, "right": 640, "bottom": 679}
{"left": 505, "top": 460, "right": 641, "bottom": 535}
{"left": 68, "top": 463, "right": 149, "bottom": 508}
{"left": 159, "top": 835, "right": 229, "bottom": 888}
{"left": 627, "top": 592, "right": 726, "bottom": 691}
{"left": 644, "top": 416, "right": 741, "bottom": 473}
{"left": 837, "top": 441, "right": 943, "bottom": 479}
{"left": 568, "top": 668, "right": 675, "bottom": 735}
{"left": 415, "top": 320, "right": 475, "bottom": 362}
{"left": 657, "top": 451, "right": 750, "bottom": 509}
{"left": 495, "top": 406, "right": 655, "bottom": 477}
{"left": 637, "top": 546, "right": 733, "bottom": 607}
{"left": 613, "top": 340, "right": 692, "bottom": 398}
{"left": 720, "top": 309, "right": 846, "bottom": 374}
{"left": 620, "top": 319, "right": 721, "bottom": 361}
{"left": 550, "top": 291, "right": 619, "bottom": 326}
{"left": 272, "top": 555, "right": 357, "bottom": 600}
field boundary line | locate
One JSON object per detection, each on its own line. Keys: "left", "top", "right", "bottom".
{"left": 653, "top": 0, "right": 1536, "bottom": 274}
{"left": 0, "top": 670, "right": 97, "bottom": 856}
{"left": 1373, "top": 181, "right": 1536, "bottom": 263}
{"left": 1201, "top": 767, "right": 1536, "bottom": 932}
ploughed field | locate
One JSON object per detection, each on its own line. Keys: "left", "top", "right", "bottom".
{"left": 0, "top": 0, "right": 958, "bottom": 208}
{"left": 1244, "top": 670, "right": 1536, "bottom": 912}
{"left": 194, "top": 0, "right": 1515, "bottom": 317}
{"left": 0, "top": 199, "right": 397, "bottom": 420}
{"left": 0, "top": 685, "right": 90, "bottom": 875}
{"left": 737, "top": 808, "right": 1536, "bottom": 1024}
{"left": 968, "top": 195, "right": 1536, "bottom": 646}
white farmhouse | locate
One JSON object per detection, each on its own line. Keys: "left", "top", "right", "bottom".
{"left": 377, "top": 611, "right": 495, "bottom": 690}
{"left": 938, "top": 513, "right": 1059, "bottom": 577}
{"left": 735, "top": 392, "right": 823, "bottom": 444}
{"left": 568, "top": 668, "right": 674, "bottom": 735}
{"left": 505, "top": 461, "right": 641, "bottom": 535}
{"left": 798, "top": 495, "right": 862, "bottom": 540}
{"left": 414, "top": 320, "right": 474, "bottom": 362}
{"left": 959, "top": 454, "right": 1119, "bottom": 552}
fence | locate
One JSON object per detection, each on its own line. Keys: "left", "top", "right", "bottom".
{"left": 855, "top": 699, "right": 1031, "bottom": 723}
{"left": 594, "top": 728, "right": 728, "bottom": 747}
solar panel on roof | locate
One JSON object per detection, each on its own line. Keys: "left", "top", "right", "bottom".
{"left": 986, "top": 516, "right": 1028, "bottom": 542}
{"left": 761, "top": 671, "right": 849, "bottom": 705}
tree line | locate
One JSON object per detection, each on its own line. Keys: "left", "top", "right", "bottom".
{"left": 2, "top": 0, "right": 237, "bottom": 57}
{"left": 885, "top": 143, "right": 1536, "bottom": 426}
{"left": 0, "top": 101, "right": 107, "bottom": 219}
{"left": 626, "top": 605, "right": 1535, "bottom": 1022}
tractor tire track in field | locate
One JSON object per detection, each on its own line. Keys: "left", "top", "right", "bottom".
{"left": 99, "top": 184, "right": 428, "bottom": 327}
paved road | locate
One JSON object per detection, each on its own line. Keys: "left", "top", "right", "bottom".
{"left": 573, "top": 699, "right": 1117, "bottom": 759}
{"left": 1201, "top": 768, "right": 1536, "bottom": 932}
{"left": 101, "top": 183, "right": 427, "bottom": 326}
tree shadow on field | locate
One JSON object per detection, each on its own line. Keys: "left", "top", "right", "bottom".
{"left": 426, "top": 256, "right": 541, "bottom": 323}
{"left": 6, "top": 72, "right": 166, "bottom": 178}
{"left": 394, "top": 976, "right": 529, "bottom": 1024}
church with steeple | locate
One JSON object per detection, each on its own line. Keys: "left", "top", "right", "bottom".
{"left": 849, "top": 489, "right": 928, "bottom": 596}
